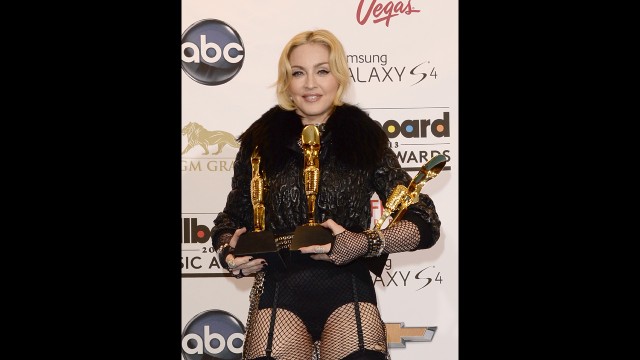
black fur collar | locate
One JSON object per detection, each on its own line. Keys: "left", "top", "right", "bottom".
{"left": 238, "top": 104, "right": 389, "bottom": 174}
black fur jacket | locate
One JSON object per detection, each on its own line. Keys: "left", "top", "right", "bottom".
{"left": 211, "top": 104, "right": 440, "bottom": 256}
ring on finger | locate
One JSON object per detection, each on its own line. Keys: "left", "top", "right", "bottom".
{"left": 314, "top": 246, "right": 324, "bottom": 254}
{"left": 227, "top": 256, "right": 236, "bottom": 268}
{"left": 234, "top": 269, "right": 244, "bottom": 279}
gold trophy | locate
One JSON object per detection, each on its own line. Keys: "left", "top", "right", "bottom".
{"left": 233, "top": 147, "right": 286, "bottom": 271}
{"left": 365, "top": 154, "right": 448, "bottom": 276}
{"left": 374, "top": 154, "right": 447, "bottom": 230}
{"left": 289, "top": 125, "right": 334, "bottom": 250}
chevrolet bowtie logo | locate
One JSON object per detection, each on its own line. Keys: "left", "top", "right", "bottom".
{"left": 385, "top": 323, "right": 437, "bottom": 348}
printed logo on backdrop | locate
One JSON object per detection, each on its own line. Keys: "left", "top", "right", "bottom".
{"left": 181, "top": 19, "right": 245, "bottom": 86}
{"left": 355, "top": 0, "right": 422, "bottom": 27}
{"left": 182, "top": 122, "right": 239, "bottom": 156}
{"left": 372, "top": 257, "right": 443, "bottom": 291}
{"left": 365, "top": 109, "right": 452, "bottom": 172}
{"left": 386, "top": 323, "right": 437, "bottom": 348}
{"left": 182, "top": 217, "right": 228, "bottom": 276}
{"left": 348, "top": 54, "right": 437, "bottom": 86}
{"left": 182, "top": 309, "right": 245, "bottom": 360}
{"left": 181, "top": 122, "right": 238, "bottom": 173}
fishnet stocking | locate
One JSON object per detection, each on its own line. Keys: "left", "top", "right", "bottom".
{"left": 243, "top": 308, "right": 314, "bottom": 360}
{"left": 319, "top": 302, "right": 387, "bottom": 359}
{"left": 243, "top": 303, "right": 387, "bottom": 360}
{"left": 329, "top": 220, "right": 420, "bottom": 265}
{"left": 243, "top": 258, "right": 389, "bottom": 360}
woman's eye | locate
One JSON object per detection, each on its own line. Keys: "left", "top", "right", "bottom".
{"left": 292, "top": 70, "right": 303, "bottom": 77}
{"left": 318, "top": 69, "right": 330, "bottom": 75}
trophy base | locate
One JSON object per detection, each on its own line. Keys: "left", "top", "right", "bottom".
{"left": 234, "top": 230, "right": 287, "bottom": 272}
{"left": 289, "top": 225, "right": 334, "bottom": 251}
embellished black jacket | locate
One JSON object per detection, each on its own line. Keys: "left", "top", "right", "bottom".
{"left": 211, "top": 104, "right": 440, "bottom": 258}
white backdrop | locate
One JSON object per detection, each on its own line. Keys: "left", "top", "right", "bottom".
{"left": 181, "top": 1, "right": 458, "bottom": 359}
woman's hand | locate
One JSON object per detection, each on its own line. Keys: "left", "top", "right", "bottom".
{"left": 298, "top": 219, "right": 345, "bottom": 262}
{"left": 225, "top": 227, "right": 268, "bottom": 278}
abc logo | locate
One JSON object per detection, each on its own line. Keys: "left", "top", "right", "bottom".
{"left": 182, "top": 309, "right": 246, "bottom": 360}
{"left": 181, "top": 19, "right": 245, "bottom": 86}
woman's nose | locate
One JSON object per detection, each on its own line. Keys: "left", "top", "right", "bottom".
{"left": 304, "top": 75, "right": 317, "bottom": 89}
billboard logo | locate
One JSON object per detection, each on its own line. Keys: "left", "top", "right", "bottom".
{"left": 181, "top": 19, "right": 245, "bottom": 86}
{"left": 182, "top": 218, "right": 212, "bottom": 244}
{"left": 182, "top": 309, "right": 246, "bottom": 360}
{"left": 376, "top": 112, "right": 450, "bottom": 139}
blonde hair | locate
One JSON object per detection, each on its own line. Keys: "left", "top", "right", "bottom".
{"left": 276, "top": 29, "right": 350, "bottom": 110}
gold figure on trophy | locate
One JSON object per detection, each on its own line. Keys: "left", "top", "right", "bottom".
{"left": 290, "top": 125, "right": 333, "bottom": 250}
{"left": 374, "top": 154, "right": 447, "bottom": 230}
{"left": 301, "top": 125, "right": 321, "bottom": 225}
{"left": 250, "top": 147, "right": 266, "bottom": 231}
{"left": 234, "top": 146, "right": 286, "bottom": 270}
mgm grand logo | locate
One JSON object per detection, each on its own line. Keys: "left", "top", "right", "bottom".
{"left": 181, "top": 122, "right": 239, "bottom": 156}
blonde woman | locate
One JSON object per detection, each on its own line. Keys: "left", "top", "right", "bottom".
{"left": 213, "top": 29, "right": 441, "bottom": 360}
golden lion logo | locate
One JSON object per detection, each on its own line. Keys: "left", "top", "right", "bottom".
{"left": 181, "top": 122, "right": 240, "bottom": 155}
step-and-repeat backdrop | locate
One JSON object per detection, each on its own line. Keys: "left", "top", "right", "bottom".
{"left": 181, "top": 1, "right": 458, "bottom": 359}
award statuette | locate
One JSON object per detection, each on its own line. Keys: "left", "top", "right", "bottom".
{"left": 374, "top": 154, "right": 448, "bottom": 230}
{"left": 289, "top": 125, "right": 333, "bottom": 250}
{"left": 365, "top": 154, "right": 448, "bottom": 276}
{"left": 233, "top": 147, "right": 287, "bottom": 271}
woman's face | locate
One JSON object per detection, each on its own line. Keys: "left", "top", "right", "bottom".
{"left": 288, "top": 43, "right": 339, "bottom": 124}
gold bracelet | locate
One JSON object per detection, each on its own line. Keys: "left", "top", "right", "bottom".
{"left": 217, "top": 242, "right": 230, "bottom": 253}
{"left": 363, "top": 229, "right": 385, "bottom": 257}
{"left": 374, "top": 229, "right": 385, "bottom": 256}
{"left": 217, "top": 242, "right": 235, "bottom": 269}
